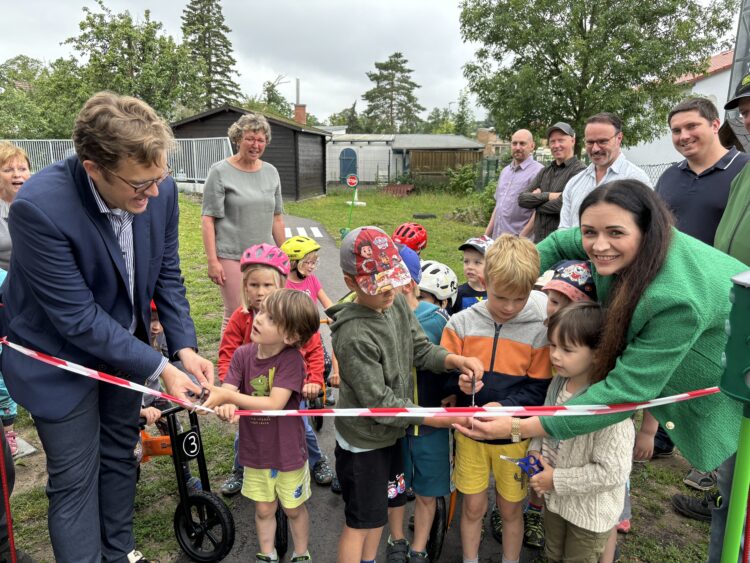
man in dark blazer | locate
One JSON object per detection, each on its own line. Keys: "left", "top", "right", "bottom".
{"left": 0, "top": 92, "right": 212, "bottom": 563}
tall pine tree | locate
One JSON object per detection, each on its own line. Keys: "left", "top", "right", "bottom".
{"left": 362, "top": 52, "right": 425, "bottom": 133}
{"left": 181, "top": 0, "right": 242, "bottom": 110}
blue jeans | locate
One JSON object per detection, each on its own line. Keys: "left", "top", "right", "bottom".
{"left": 300, "top": 400, "right": 322, "bottom": 468}
{"left": 708, "top": 453, "right": 745, "bottom": 563}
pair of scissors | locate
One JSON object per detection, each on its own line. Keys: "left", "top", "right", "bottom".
{"left": 499, "top": 454, "right": 543, "bottom": 478}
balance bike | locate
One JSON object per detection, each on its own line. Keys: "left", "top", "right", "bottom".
{"left": 137, "top": 405, "right": 235, "bottom": 562}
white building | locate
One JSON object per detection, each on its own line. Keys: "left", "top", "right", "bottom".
{"left": 624, "top": 50, "right": 733, "bottom": 166}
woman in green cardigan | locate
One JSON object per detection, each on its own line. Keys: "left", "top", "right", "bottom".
{"left": 453, "top": 180, "right": 746, "bottom": 562}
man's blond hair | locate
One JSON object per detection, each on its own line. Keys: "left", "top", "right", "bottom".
{"left": 72, "top": 91, "right": 174, "bottom": 170}
{"left": 484, "top": 234, "right": 540, "bottom": 294}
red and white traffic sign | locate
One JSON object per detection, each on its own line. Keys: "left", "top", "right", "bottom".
{"left": 346, "top": 174, "right": 359, "bottom": 188}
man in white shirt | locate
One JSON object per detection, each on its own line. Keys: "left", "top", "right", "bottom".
{"left": 558, "top": 112, "right": 652, "bottom": 229}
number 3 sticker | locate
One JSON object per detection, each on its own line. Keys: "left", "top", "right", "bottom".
{"left": 180, "top": 431, "right": 201, "bottom": 460}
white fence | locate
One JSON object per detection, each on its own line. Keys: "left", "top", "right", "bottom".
{"left": 4, "top": 137, "right": 233, "bottom": 183}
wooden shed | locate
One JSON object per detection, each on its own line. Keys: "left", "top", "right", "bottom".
{"left": 171, "top": 106, "right": 329, "bottom": 201}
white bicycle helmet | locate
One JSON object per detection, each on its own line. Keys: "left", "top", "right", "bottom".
{"left": 419, "top": 260, "right": 458, "bottom": 306}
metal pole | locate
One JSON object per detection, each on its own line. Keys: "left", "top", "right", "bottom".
{"left": 721, "top": 410, "right": 750, "bottom": 562}
{"left": 720, "top": 270, "right": 750, "bottom": 562}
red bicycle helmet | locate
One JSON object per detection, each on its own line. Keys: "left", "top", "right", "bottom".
{"left": 392, "top": 222, "right": 428, "bottom": 252}
{"left": 240, "top": 244, "right": 291, "bottom": 276}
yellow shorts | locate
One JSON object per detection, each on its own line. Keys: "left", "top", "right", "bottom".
{"left": 454, "top": 432, "right": 530, "bottom": 502}
{"left": 242, "top": 464, "right": 311, "bottom": 509}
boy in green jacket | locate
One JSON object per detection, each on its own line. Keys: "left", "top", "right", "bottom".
{"left": 327, "top": 226, "right": 482, "bottom": 563}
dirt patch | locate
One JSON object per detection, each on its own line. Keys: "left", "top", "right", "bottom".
{"left": 12, "top": 426, "right": 47, "bottom": 495}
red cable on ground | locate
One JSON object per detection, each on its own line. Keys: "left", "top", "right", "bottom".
{"left": 0, "top": 436, "right": 16, "bottom": 563}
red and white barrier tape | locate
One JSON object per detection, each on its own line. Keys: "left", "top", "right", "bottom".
{"left": 0, "top": 339, "right": 720, "bottom": 418}
{"left": 235, "top": 386, "right": 720, "bottom": 418}
{"left": 0, "top": 338, "right": 213, "bottom": 414}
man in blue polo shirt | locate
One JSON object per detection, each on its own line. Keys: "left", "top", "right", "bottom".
{"left": 655, "top": 97, "right": 750, "bottom": 244}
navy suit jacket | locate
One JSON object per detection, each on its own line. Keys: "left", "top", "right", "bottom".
{"left": 1, "top": 156, "right": 198, "bottom": 420}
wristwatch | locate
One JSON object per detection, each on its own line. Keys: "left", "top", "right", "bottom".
{"left": 511, "top": 417, "right": 522, "bottom": 443}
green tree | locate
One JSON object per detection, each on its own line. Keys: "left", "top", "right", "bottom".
{"left": 362, "top": 52, "right": 425, "bottom": 133}
{"left": 65, "top": 0, "right": 195, "bottom": 120}
{"left": 328, "top": 101, "right": 367, "bottom": 133}
{"left": 31, "top": 58, "right": 94, "bottom": 138}
{"left": 453, "top": 89, "right": 475, "bottom": 137}
{"left": 0, "top": 56, "right": 46, "bottom": 138}
{"left": 239, "top": 76, "right": 293, "bottom": 118}
{"left": 260, "top": 76, "right": 292, "bottom": 117}
{"left": 460, "top": 0, "right": 737, "bottom": 147}
{"left": 181, "top": 0, "right": 242, "bottom": 109}
{"left": 423, "top": 106, "right": 455, "bottom": 134}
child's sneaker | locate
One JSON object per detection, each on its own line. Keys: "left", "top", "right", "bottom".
{"left": 330, "top": 476, "right": 342, "bottom": 494}
{"left": 386, "top": 538, "right": 409, "bottom": 563}
{"left": 127, "top": 550, "right": 158, "bottom": 563}
{"left": 409, "top": 549, "right": 429, "bottom": 562}
{"left": 490, "top": 505, "right": 502, "bottom": 543}
{"left": 290, "top": 553, "right": 312, "bottom": 562}
{"left": 220, "top": 469, "right": 243, "bottom": 497}
{"left": 255, "top": 550, "right": 278, "bottom": 563}
{"left": 312, "top": 457, "right": 334, "bottom": 486}
{"left": 4, "top": 431, "right": 18, "bottom": 457}
{"left": 523, "top": 508, "right": 544, "bottom": 548}
{"left": 683, "top": 469, "right": 717, "bottom": 491}
{"left": 616, "top": 518, "right": 631, "bottom": 533}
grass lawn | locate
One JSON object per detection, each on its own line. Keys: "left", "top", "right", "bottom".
{"left": 285, "top": 184, "right": 484, "bottom": 275}
{"left": 10, "top": 188, "right": 711, "bottom": 562}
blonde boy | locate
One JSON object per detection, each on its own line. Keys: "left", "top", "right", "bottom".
{"left": 441, "top": 234, "right": 552, "bottom": 563}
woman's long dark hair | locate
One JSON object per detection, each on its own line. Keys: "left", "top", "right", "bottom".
{"left": 578, "top": 180, "right": 674, "bottom": 382}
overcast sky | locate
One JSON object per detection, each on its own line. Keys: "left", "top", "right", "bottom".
{"left": 0, "top": 0, "right": 483, "bottom": 121}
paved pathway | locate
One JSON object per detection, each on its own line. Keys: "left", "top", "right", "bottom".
{"left": 179, "top": 215, "right": 540, "bottom": 562}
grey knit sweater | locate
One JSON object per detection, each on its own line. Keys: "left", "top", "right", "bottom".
{"left": 531, "top": 377, "right": 635, "bottom": 533}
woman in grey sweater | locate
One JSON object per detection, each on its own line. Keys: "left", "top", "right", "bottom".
{"left": 201, "top": 113, "right": 286, "bottom": 329}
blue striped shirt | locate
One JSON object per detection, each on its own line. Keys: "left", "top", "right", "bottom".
{"left": 88, "top": 177, "right": 167, "bottom": 382}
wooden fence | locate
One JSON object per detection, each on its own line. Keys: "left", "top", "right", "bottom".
{"left": 409, "top": 150, "right": 483, "bottom": 179}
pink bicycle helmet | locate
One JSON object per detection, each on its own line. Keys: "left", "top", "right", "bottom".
{"left": 240, "top": 244, "right": 291, "bottom": 276}
{"left": 392, "top": 222, "right": 428, "bottom": 252}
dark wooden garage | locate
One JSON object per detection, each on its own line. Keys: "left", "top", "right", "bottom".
{"left": 171, "top": 105, "right": 329, "bottom": 201}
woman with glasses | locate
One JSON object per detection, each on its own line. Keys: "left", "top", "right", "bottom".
{"left": 201, "top": 113, "right": 286, "bottom": 330}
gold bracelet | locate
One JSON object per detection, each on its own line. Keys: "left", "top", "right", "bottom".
{"left": 511, "top": 417, "right": 522, "bottom": 443}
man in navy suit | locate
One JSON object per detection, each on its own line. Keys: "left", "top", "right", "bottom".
{"left": 0, "top": 92, "right": 212, "bottom": 563}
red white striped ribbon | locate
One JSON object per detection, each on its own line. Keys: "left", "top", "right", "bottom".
{"left": 0, "top": 338, "right": 213, "bottom": 413}
{"left": 235, "top": 386, "right": 720, "bottom": 418}
{"left": 0, "top": 339, "right": 720, "bottom": 418}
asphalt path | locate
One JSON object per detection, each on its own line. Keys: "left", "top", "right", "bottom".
{"left": 179, "top": 215, "right": 540, "bottom": 563}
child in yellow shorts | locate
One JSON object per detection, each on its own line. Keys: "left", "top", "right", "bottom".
{"left": 441, "top": 234, "right": 552, "bottom": 563}
{"left": 205, "top": 288, "right": 320, "bottom": 563}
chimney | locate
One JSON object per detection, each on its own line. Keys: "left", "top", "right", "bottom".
{"left": 293, "top": 78, "right": 307, "bottom": 125}
{"left": 294, "top": 104, "right": 307, "bottom": 125}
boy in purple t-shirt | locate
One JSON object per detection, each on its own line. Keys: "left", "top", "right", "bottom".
{"left": 205, "top": 288, "right": 320, "bottom": 563}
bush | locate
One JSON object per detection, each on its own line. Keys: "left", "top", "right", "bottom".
{"left": 444, "top": 163, "right": 480, "bottom": 196}
{"left": 449, "top": 176, "right": 496, "bottom": 227}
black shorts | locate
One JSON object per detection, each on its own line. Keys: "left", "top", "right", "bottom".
{"left": 334, "top": 441, "right": 408, "bottom": 529}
